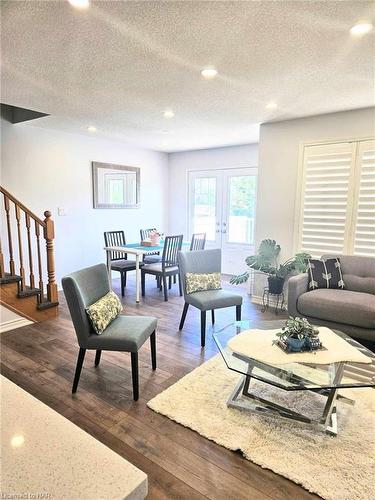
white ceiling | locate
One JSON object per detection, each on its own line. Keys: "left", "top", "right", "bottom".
{"left": 2, "top": 1, "right": 374, "bottom": 152}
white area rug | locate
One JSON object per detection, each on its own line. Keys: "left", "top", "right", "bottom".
{"left": 148, "top": 355, "right": 375, "bottom": 500}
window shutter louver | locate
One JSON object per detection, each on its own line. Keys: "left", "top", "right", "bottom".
{"left": 353, "top": 139, "right": 375, "bottom": 257}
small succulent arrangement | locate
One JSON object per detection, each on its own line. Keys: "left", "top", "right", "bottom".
{"left": 275, "top": 317, "right": 321, "bottom": 352}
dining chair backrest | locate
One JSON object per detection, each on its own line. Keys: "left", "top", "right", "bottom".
{"left": 62, "top": 263, "right": 110, "bottom": 346}
{"left": 190, "top": 233, "right": 206, "bottom": 251}
{"left": 162, "top": 235, "right": 183, "bottom": 270}
{"left": 178, "top": 249, "right": 221, "bottom": 297}
{"left": 140, "top": 228, "right": 157, "bottom": 241}
{"left": 104, "top": 231, "right": 127, "bottom": 261}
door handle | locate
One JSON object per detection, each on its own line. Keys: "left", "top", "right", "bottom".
{"left": 221, "top": 230, "right": 227, "bottom": 234}
{"left": 216, "top": 229, "right": 220, "bottom": 233}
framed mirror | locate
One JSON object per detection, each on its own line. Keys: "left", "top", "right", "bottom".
{"left": 92, "top": 162, "right": 140, "bottom": 209}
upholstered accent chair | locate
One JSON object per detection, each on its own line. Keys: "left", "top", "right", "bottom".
{"left": 178, "top": 249, "right": 243, "bottom": 347}
{"left": 288, "top": 254, "right": 375, "bottom": 348}
{"left": 104, "top": 230, "right": 143, "bottom": 296}
{"left": 62, "top": 263, "right": 157, "bottom": 401}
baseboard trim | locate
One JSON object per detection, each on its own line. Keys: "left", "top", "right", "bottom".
{"left": 0, "top": 317, "right": 33, "bottom": 333}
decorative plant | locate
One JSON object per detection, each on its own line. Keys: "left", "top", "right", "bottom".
{"left": 276, "top": 317, "right": 319, "bottom": 341}
{"left": 230, "top": 239, "right": 310, "bottom": 285}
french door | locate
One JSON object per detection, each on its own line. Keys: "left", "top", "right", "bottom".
{"left": 188, "top": 168, "right": 257, "bottom": 274}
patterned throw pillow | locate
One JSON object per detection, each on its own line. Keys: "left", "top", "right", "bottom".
{"left": 185, "top": 272, "right": 221, "bottom": 294}
{"left": 86, "top": 290, "right": 123, "bottom": 335}
{"left": 307, "top": 258, "right": 345, "bottom": 290}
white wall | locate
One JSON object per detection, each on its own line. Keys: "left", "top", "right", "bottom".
{"left": 1, "top": 119, "right": 169, "bottom": 284}
{"left": 253, "top": 106, "right": 375, "bottom": 298}
{"left": 168, "top": 144, "right": 259, "bottom": 236}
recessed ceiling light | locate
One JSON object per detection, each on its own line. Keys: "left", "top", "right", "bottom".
{"left": 266, "top": 101, "right": 277, "bottom": 110}
{"left": 201, "top": 67, "right": 218, "bottom": 80}
{"left": 68, "top": 0, "right": 90, "bottom": 9}
{"left": 87, "top": 125, "right": 97, "bottom": 132}
{"left": 350, "top": 22, "right": 373, "bottom": 37}
{"left": 11, "top": 434, "right": 25, "bottom": 448}
{"left": 163, "top": 110, "right": 175, "bottom": 119}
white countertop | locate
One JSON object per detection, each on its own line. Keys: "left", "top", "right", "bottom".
{"left": 0, "top": 376, "right": 147, "bottom": 500}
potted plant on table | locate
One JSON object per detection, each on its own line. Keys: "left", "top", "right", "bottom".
{"left": 230, "top": 239, "right": 310, "bottom": 294}
{"left": 276, "top": 317, "right": 320, "bottom": 352}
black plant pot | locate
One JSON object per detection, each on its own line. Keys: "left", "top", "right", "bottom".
{"left": 268, "top": 276, "right": 285, "bottom": 294}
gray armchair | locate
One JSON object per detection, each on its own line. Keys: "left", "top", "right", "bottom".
{"left": 178, "top": 249, "right": 243, "bottom": 347}
{"left": 288, "top": 254, "right": 375, "bottom": 347}
{"left": 62, "top": 263, "right": 157, "bottom": 401}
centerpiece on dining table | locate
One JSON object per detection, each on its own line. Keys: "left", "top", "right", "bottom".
{"left": 274, "top": 317, "right": 323, "bottom": 353}
{"left": 141, "top": 230, "right": 163, "bottom": 247}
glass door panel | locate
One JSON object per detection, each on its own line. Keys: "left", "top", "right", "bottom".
{"left": 191, "top": 175, "right": 219, "bottom": 243}
{"left": 227, "top": 175, "right": 257, "bottom": 244}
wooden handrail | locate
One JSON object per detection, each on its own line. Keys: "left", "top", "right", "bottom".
{"left": 0, "top": 186, "right": 45, "bottom": 227}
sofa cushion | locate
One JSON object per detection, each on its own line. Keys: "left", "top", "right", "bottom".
{"left": 297, "top": 289, "right": 375, "bottom": 329}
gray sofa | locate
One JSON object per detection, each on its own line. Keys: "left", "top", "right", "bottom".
{"left": 288, "top": 254, "right": 375, "bottom": 345}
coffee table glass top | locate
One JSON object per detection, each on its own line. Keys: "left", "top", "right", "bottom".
{"left": 213, "top": 320, "right": 375, "bottom": 391}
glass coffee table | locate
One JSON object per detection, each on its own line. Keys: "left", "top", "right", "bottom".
{"left": 213, "top": 320, "right": 375, "bottom": 435}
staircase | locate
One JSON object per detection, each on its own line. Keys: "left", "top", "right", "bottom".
{"left": 0, "top": 186, "right": 59, "bottom": 323}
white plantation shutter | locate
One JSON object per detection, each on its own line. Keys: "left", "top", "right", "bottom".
{"left": 297, "top": 139, "right": 375, "bottom": 258}
{"left": 352, "top": 139, "right": 375, "bottom": 257}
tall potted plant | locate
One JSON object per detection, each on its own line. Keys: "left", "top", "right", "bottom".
{"left": 230, "top": 239, "right": 310, "bottom": 294}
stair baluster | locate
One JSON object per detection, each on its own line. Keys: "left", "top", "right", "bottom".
{"left": 15, "top": 204, "right": 26, "bottom": 291}
{"left": 35, "top": 220, "right": 44, "bottom": 303}
{"left": 0, "top": 236, "right": 5, "bottom": 278}
{"left": 4, "top": 194, "right": 15, "bottom": 275}
{"left": 25, "top": 213, "right": 35, "bottom": 289}
{"left": 43, "top": 211, "right": 58, "bottom": 304}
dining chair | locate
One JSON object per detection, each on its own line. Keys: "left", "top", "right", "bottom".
{"left": 141, "top": 235, "right": 183, "bottom": 301}
{"left": 190, "top": 233, "right": 206, "bottom": 251}
{"left": 104, "top": 230, "right": 143, "bottom": 296}
{"left": 62, "top": 263, "right": 157, "bottom": 401}
{"left": 178, "top": 249, "right": 243, "bottom": 347}
{"left": 140, "top": 228, "right": 162, "bottom": 264}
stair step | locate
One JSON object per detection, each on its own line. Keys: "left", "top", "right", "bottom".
{"left": 18, "top": 287, "right": 41, "bottom": 298}
{"left": 0, "top": 273, "right": 22, "bottom": 285}
{"left": 37, "top": 300, "right": 59, "bottom": 311}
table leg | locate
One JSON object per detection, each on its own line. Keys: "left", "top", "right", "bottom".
{"left": 135, "top": 254, "right": 140, "bottom": 303}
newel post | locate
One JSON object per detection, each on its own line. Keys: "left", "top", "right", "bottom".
{"left": 43, "top": 210, "right": 58, "bottom": 304}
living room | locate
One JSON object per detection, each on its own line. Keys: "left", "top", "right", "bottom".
{"left": 1, "top": 1, "right": 374, "bottom": 500}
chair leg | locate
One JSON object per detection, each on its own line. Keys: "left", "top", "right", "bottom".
{"left": 120, "top": 273, "right": 125, "bottom": 297}
{"left": 124, "top": 271, "right": 127, "bottom": 288}
{"left": 162, "top": 275, "right": 168, "bottom": 301}
{"left": 178, "top": 273, "right": 183, "bottom": 296}
{"left": 94, "top": 350, "right": 101, "bottom": 366}
{"left": 201, "top": 311, "right": 206, "bottom": 347}
{"left": 168, "top": 276, "right": 172, "bottom": 289}
{"left": 141, "top": 271, "right": 146, "bottom": 297}
{"left": 150, "top": 331, "right": 156, "bottom": 370}
{"left": 179, "top": 302, "right": 189, "bottom": 330}
{"left": 72, "top": 348, "right": 86, "bottom": 394}
{"left": 211, "top": 309, "right": 215, "bottom": 324}
{"left": 131, "top": 352, "right": 139, "bottom": 401}
{"left": 173, "top": 275, "right": 177, "bottom": 284}
{"left": 236, "top": 305, "right": 242, "bottom": 321}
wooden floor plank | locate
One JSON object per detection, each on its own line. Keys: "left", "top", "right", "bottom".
{"left": 1, "top": 275, "right": 320, "bottom": 499}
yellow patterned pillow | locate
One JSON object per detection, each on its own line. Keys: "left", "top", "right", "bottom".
{"left": 86, "top": 291, "right": 123, "bottom": 335}
{"left": 185, "top": 272, "right": 221, "bottom": 294}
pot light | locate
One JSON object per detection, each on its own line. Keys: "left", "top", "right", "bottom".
{"left": 201, "top": 67, "right": 218, "bottom": 80}
{"left": 163, "top": 110, "right": 175, "bottom": 119}
{"left": 350, "top": 22, "right": 373, "bottom": 37}
{"left": 68, "top": 0, "right": 90, "bottom": 9}
{"left": 11, "top": 434, "right": 25, "bottom": 448}
{"left": 87, "top": 125, "right": 97, "bottom": 132}
{"left": 266, "top": 101, "right": 277, "bottom": 110}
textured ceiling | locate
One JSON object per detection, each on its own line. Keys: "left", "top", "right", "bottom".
{"left": 1, "top": 1, "right": 375, "bottom": 152}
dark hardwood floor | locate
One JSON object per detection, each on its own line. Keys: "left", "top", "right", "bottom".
{"left": 1, "top": 274, "right": 319, "bottom": 500}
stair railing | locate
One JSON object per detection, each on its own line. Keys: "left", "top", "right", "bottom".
{"left": 0, "top": 186, "right": 58, "bottom": 306}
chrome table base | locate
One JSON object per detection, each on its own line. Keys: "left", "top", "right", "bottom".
{"left": 227, "top": 364, "right": 354, "bottom": 436}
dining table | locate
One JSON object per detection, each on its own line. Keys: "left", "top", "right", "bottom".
{"left": 104, "top": 240, "right": 190, "bottom": 303}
